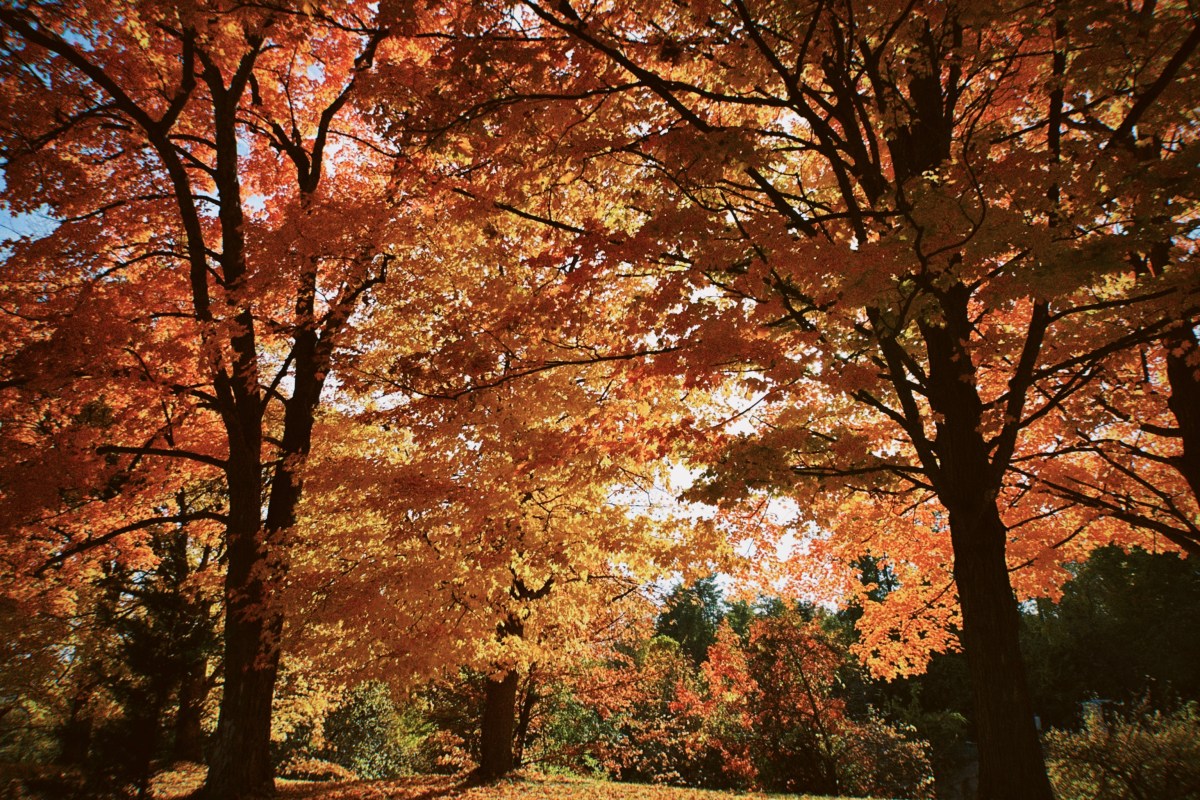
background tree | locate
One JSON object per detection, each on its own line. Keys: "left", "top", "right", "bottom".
{"left": 90, "top": 509, "right": 221, "bottom": 791}
{"left": 1023, "top": 545, "right": 1200, "bottom": 728}
{"left": 654, "top": 577, "right": 723, "bottom": 668}
{"left": 0, "top": 598, "right": 74, "bottom": 765}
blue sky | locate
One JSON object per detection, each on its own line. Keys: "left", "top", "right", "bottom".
{"left": 0, "top": 173, "right": 59, "bottom": 245}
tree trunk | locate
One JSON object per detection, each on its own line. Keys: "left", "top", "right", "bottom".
{"left": 202, "top": 334, "right": 327, "bottom": 798}
{"left": 918, "top": 289, "right": 1055, "bottom": 800}
{"left": 949, "top": 502, "right": 1055, "bottom": 800}
{"left": 210, "top": 338, "right": 321, "bottom": 797}
{"left": 513, "top": 671, "right": 539, "bottom": 768}
{"left": 203, "top": 470, "right": 280, "bottom": 800}
{"left": 474, "top": 589, "right": 547, "bottom": 781}
{"left": 475, "top": 670, "right": 520, "bottom": 782}
{"left": 57, "top": 686, "right": 93, "bottom": 766}
{"left": 203, "top": 601, "right": 280, "bottom": 798}
{"left": 131, "top": 689, "right": 168, "bottom": 800}
{"left": 172, "top": 657, "right": 208, "bottom": 763}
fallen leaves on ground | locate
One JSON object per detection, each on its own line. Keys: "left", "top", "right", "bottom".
{"left": 148, "top": 769, "right": 846, "bottom": 800}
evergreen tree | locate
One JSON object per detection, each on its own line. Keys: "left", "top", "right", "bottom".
{"left": 655, "top": 577, "right": 724, "bottom": 667}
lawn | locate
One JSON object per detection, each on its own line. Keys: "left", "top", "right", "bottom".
{"left": 284, "top": 775, "right": 843, "bottom": 800}
{"left": 149, "top": 769, "right": 849, "bottom": 800}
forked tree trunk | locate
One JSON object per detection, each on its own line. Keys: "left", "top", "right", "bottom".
{"left": 476, "top": 670, "right": 521, "bottom": 781}
{"left": 202, "top": 340, "right": 326, "bottom": 799}
{"left": 201, "top": 450, "right": 315, "bottom": 799}
{"left": 920, "top": 293, "right": 1055, "bottom": 800}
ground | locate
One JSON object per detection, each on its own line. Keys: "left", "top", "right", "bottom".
{"left": 147, "top": 769, "right": 847, "bottom": 800}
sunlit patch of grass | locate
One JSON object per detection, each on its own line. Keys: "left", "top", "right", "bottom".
{"left": 279, "top": 772, "right": 846, "bottom": 800}
{"left": 149, "top": 768, "right": 853, "bottom": 800}
{"left": 149, "top": 762, "right": 207, "bottom": 798}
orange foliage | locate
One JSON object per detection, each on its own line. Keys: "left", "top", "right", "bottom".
{"left": 2, "top": 1, "right": 1197, "bottom": 796}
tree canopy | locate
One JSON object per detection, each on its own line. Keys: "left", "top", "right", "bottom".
{"left": 1, "top": 1, "right": 1197, "bottom": 798}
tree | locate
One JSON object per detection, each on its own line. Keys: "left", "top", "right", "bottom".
{"left": 741, "top": 611, "right": 850, "bottom": 794}
{"left": 418, "top": 2, "right": 1200, "bottom": 797}
{"left": 583, "top": 634, "right": 711, "bottom": 786}
{"left": 1023, "top": 546, "right": 1200, "bottom": 728}
{"left": 655, "top": 577, "right": 724, "bottom": 667}
{"left": 284, "top": 359, "right": 714, "bottom": 781}
{"left": 88, "top": 507, "right": 221, "bottom": 793}
{"left": 582, "top": 604, "right": 932, "bottom": 796}
{"left": 0, "top": 4, "right": 398, "bottom": 795}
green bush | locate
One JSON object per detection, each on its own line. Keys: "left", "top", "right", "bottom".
{"left": 1045, "top": 702, "right": 1200, "bottom": 800}
{"left": 321, "top": 681, "right": 429, "bottom": 779}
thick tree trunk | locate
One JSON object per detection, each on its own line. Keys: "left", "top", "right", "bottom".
{"left": 475, "top": 670, "right": 521, "bottom": 781}
{"left": 203, "top": 339, "right": 323, "bottom": 799}
{"left": 172, "top": 658, "right": 208, "bottom": 763}
{"left": 918, "top": 288, "right": 1055, "bottom": 800}
{"left": 203, "top": 470, "right": 281, "bottom": 800}
{"left": 204, "top": 597, "right": 281, "bottom": 798}
{"left": 199, "top": 462, "right": 308, "bottom": 799}
{"left": 949, "top": 502, "right": 1055, "bottom": 800}
{"left": 473, "top": 591, "right": 547, "bottom": 781}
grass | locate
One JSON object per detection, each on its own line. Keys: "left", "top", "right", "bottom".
{"left": 148, "top": 768, "right": 849, "bottom": 800}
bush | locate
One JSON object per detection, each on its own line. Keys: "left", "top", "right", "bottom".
{"left": 837, "top": 714, "right": 935, "bottom": 800}
{"left": 321, "top": 682, "right": 427, "bottom": 779}
{"left": 1045, "top": 702, "right": 1200, "bottom": 800}
{"left": 411, "top": 729, "right": 473, "bottom": 775}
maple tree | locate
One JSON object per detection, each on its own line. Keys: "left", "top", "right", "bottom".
{"left": 1, "top": 1, "right": 699, "bottom": 792}
{"left": 406, "top": 1, "right": 1200, "bottom": 797}
{"left": 578, "top": 634, "right": 713, "bottom": 786}
{"left": 0, "top": 3, "right": 400, "bottom": 796}
{"left": 703, "top": 610, "right": 931, "bottom": 798}
{"left": 285, "top": 359, "right": 715, "bottom": 781}
{"left": 2, "top": 0, "right": 1197, "bottom": 796}
{"left": 571, "top": 603, "right": 931, "bottom": 796}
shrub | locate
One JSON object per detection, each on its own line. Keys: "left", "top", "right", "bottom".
{"left": 409, "top": 729, "right": 474, "bottom": 775}
{"left": 321, "top": 681, "right": 426, "bottom": 779}
{"left": 837, "top": 714, "right": 935, "bottom": 800}
{"left": 1045, "top": 702, "right": 1200, "bottom": 800}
